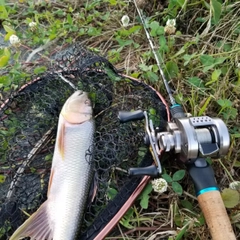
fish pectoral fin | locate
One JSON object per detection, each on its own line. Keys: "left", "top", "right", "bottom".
{"left": 10, "top": 200, "right": 53, "bottom": 240}
{"left": 58, "top": 120, "right": 65, "bottom": 160}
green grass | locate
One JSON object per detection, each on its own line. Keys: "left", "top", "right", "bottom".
{"left": 1, "top": 0, "right": 240, "bottom": 239}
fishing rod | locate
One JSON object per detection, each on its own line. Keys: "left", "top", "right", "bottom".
{"left": 119, "top": 1, "right": 236, "bottom": 239}
{"left": 133, "top": 0, "right": 186, "bottom": 120}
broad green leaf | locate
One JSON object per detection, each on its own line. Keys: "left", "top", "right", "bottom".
{"left": 44, "top": 154, "right": 52, "bottom": 162}
{"left": 166, "top": 61, "right": 179, "bottom": 78}
{"left": 33, "top": 66, "right": 47, "bottom": 75}
{"left": 87, "top": 27, "right": 102, "bottom": 36}
{"left": 120, "top": 208, "right": 134, "bottom": 229}
{"left": 146, "top": 71, "right": 158, "bottom": 82}
{"left": 140, "top": 194, "right": 150, "bottom": 209}
{"left": 174, "top": 213, "right": 183, "bottom": 227}
{"left": 0, "top": 5, "right": 8, "bottom": 19}
{"left": 200, "top": 54, "right": 214, "bottom": 66}
{"left": 0, "top": 55, "right": 9, "bottom": 68}
{"left": 212, "top": 68, "right": 221, "bottom": 81}
{"left": 149, "top": 21, "right": 160, "bottom": 37}
{"left": 206, "top": 69, "right": 221, "bottom": 85}
{"left": 183, "top": 54, "right": 195, "bottom": 66}
{"left": 172, "top": 181, "right": 183, "bottom": 195}
{"left": 0, "top": 175, "right": 6, "bottom": 183}
{"left": 222, "top": 107, "right": 237, "bottom": 120}
{"left": 173, "top": 170, "right": 186, "bottom": 181}
{"left": 3, "top": 25, "right": 16, "bottom": 41}
{"left": 221, "top": 188, "right": 240, "bottom": 208}
{"left": 139, "top": 183, "right": 152, "bottom": 209}
{"left": 115, "top": 36, "right": 133, "bottom": 47}
{"left": 139, "top": 63, "right": 151, "bottom": 72}
{"left": 159, "top": 35, "right": 167, "bottom": 50}
{"left": 67, "top": 13, "right": 73, "bottom": 25}
{"left": 217, "top": 99, "right": 232, "bottom": 108}
{"left": 162, "top": 173, "right": 173, "bottom": 183}
{"left": 188, "top": 77, "right": 205, "bottom": 88}
{"left": 107, "top": 187, "right": 118, "bottom": 200}
{"left": 211, "top": 0, "right": 222, "bottom": 25}
{"left": 214, "top": 57, "right": 226, "bottom": 65}
{"left": 177, "top": 0, "right": 185, "bottom": 7}
{"left": 3, "top": 25, "right": 15, "bottom": 34}
{"left": 4, "top": 47, "right": 10, "bottom": 58}
{"left": 233, "top": 160, "right": 240, "bottom": 167}
{"left": 180, "top": 199, "right": 193, "bottom": 210}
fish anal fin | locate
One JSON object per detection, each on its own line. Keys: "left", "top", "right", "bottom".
{"left": 58, "top": 121, "right": 65, "bottom": 160}
{"left": 88, "top": 172, "right": 98, "bottom": 204}
{"left": 10, "top": 201, "right": 53, "bottom": 240}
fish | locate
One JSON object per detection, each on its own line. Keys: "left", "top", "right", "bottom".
{"left": 10, "top": 90, "right": 95, "bottom": 240}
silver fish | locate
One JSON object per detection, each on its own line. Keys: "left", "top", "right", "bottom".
{"left": 10, "top": 90, "right": 95, "bottom": 240}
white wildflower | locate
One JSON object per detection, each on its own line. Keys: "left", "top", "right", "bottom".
{"left": 29, "top": 21, "right": 37, "bottom": 31}
{"left": 152, "top": 178, "right": 168, "bottom": 194}
{"left": 164, "top": 19, "right": 176, "bottom": 35}
{"left": 121, "top": 15, "right": 130, "bottom": 27}
{"left": 9, "top": 34, "right": 20, "bottom": 47}
{"left": 229, "top": 181, "right": 240, "bottom": 191}
{"left": 166, "top": 19, "right": 176, "bottom": 27}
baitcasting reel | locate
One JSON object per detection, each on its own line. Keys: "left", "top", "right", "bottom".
{"left": 158, "top": 115, "right": 230, "bottom": 161}
{"left": 118, "top": 110, "right": 230, "bottom": 177}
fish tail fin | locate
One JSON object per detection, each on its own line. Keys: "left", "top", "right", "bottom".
{"left": 10, "top": 200, "right": 53, "bottom": 240}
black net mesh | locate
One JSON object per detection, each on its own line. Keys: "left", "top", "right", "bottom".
{"left": 0, "top": 43, "right": 168, "bottom": 239}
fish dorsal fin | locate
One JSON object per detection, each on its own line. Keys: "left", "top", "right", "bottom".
{"left": 9, "top": 201, "right": 53, "bottom": 240}
{"left": 57, "top": 119, "right": 65, "bottom": 160}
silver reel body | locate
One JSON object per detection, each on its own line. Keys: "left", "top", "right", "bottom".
{"left": 158, "top": 116, "right": 230, "bottom": 162}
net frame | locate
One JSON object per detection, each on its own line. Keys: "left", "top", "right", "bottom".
{"left": 0, "top": 44, "right": 170, "bottom": 239}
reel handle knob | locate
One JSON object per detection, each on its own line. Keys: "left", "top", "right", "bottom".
{"left": 128, "top": 165, "right": 159, "bottom": 177}
{"left": 118, "top": 110, "right": 145, "bottom": 123}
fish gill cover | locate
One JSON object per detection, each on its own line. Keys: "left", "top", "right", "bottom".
{"left": 0, "top": 43, "right": 167, "bottom": 239}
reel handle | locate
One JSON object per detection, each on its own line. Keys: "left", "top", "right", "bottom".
{"left": 188, "top": 158, "right": 236, "bottom": 240}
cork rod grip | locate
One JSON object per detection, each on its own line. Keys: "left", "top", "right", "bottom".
{"left": 198, "top": 190, "right": 236, "bottom": 240}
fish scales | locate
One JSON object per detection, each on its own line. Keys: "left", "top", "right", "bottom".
{"left": 49, "top": 119, "right": 94, "bottom": 240}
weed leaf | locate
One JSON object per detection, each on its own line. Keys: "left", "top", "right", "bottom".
{"left": 172, "top": 181, "right": 183, "bottom": 195}
{"left": 120, "top": 208, "right": 134, "bottom": 229}
{"left": 107, "top": 187, "right": 118, "bottom": 200}
{"left": 221, "top": 188, "right": 240, "bottom": 208}
{"left": 0, "top": 5, "right": 8, "bottom": 19}
{"left": 0, "top": 175, "right": 6, "bottom": 183}
{"left": 166, "top": 61, "right": 179, "bottom": 78}
{"left": 173, "top": 170, "right": 186, "bottom": 181}
{"left": 146, "top": 71, "right": 158, "bottom": 83}
{"left": 180, "top": 200, "right": 193, "bottom": 211}
{"left": 188, "top": 77, "right": 204, "bottom": 89}
{"left": 217, "top": 99, "right": 232, "bottom": 108}
{"left": 138, "top": 183, "right": 152, "bottom": 209}
{"left": 200, "top": 54, "right": 214, "bottom": 66}
{"left": 211, "top": 0, "right": 222, "bottom": 25}
{"left": 162, "top": 173, "right": 173, "bottom": 183}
